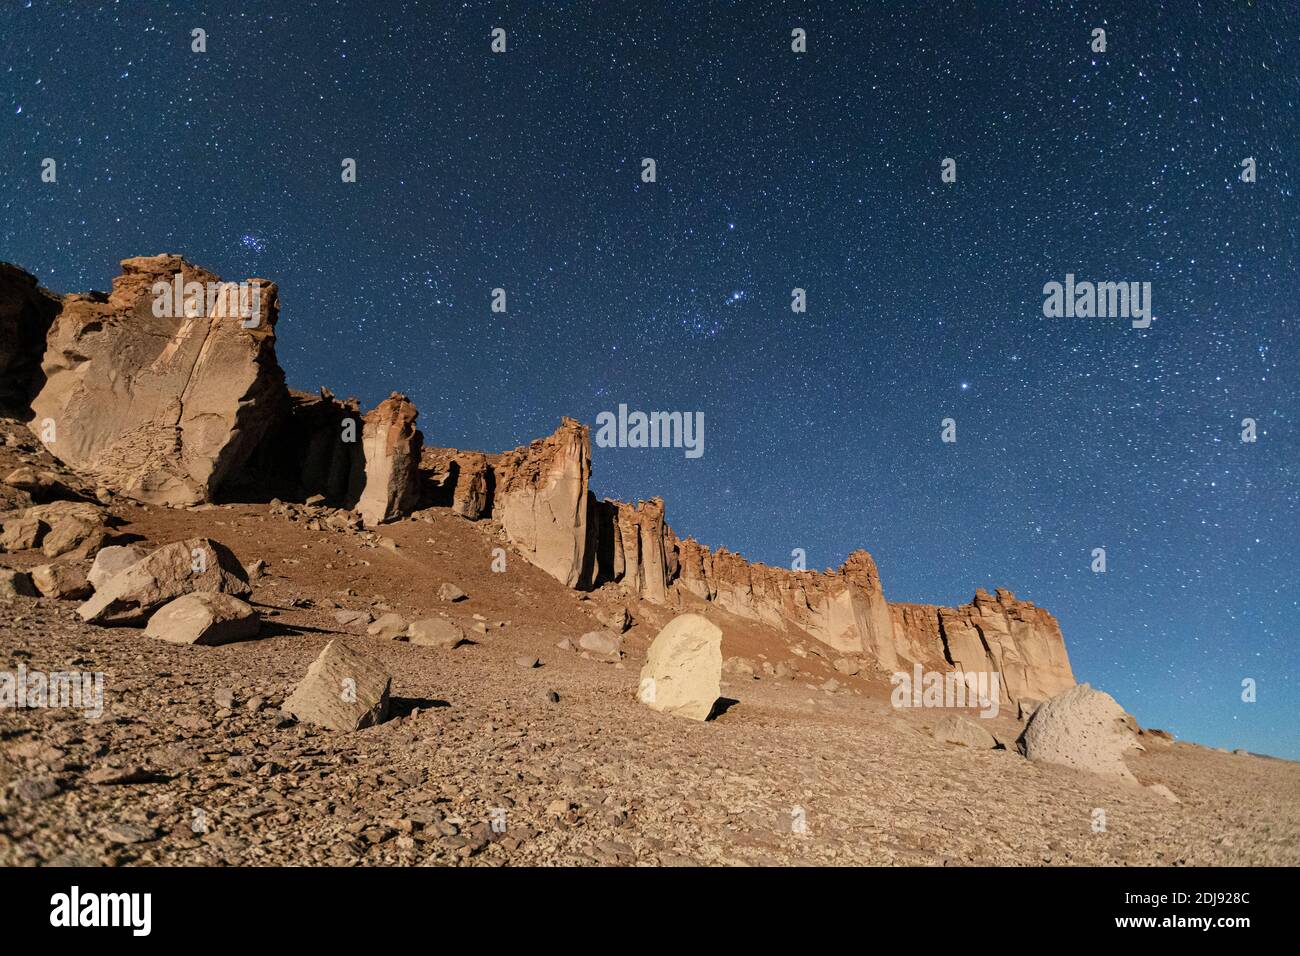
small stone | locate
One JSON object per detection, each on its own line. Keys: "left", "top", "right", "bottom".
{"left": 30, "top": 562, "right": 92, "bottom": 600}
{"left": 334, "top": 609, "right": 373, "bottom": 627}
{"left": 366, "top": 612, "right": 408, "bottom": 640}
{"left": 578, "top": 630, "right": 622, "bottom": 661}
{"left": 101, "top": 822, "right": 161, "bottom": 845}
{"left": 438, "top": 583, "right": 467, "bottom": 602}
{"left": 407, "top": 618, "right": 465, "bottom": 649}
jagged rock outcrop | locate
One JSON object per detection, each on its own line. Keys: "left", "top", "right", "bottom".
{"left": 668, "top": 540, "right": 898, "bottom": 666}
{"left": 942, "top": 589, "right": 1074, "bottom": 706}
{"left": 890, "top": 592, "right": 1076, "bottom": 707}
{"left": 27, "top": 255, "right": 287, "bottom": 506}
{"left": 421, "top": 448, "right": 493, "bottom": 519}
{"left": 592, "top": 498, "right": 671, "bottom": 602}
{"left": 355, "top": 393, "right": 422, "bottom": 525}
{"left": 0, "top": 263, "right": 62, "bottom": 419}
{"left": 495, "top": 418, "right": 591, "bottom": 588}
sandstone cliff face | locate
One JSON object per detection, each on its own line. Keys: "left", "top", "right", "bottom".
{"left": 494, "top": 418, "right": 591, "bottom": 588}
{"left": 672, "top": 541, "right": 897, "bottom": 665}
{"left": 0, "top": 263, "right": 62, "bottom": 419}
{"left": 938, "top": 588, "right": 1075, "bottom": 706}
{"left": 4, "top": 255, "right": 1078, "bottom": 709}
{"left": 26, "top": 255, "right": 286, "bottom": 506}
{"left": 890, "top": 590, "right": 1075, "bottom": 705}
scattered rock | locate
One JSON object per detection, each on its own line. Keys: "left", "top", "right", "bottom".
{"left": 334, "top": 609, "right": 373, "bottom": 627}
{"left": 41, "top": 515, "right": 106, "bottom": 559}
{"left": 282, "top": 639, "right": 392, "bottom": 732}
{"left": 516, "top": 656, "right": 541, "bottom": 669}
{"left": 78, "top": 537, "right": 251, "bottom": 625}
{"left": 723, "top": 657, "right": 756, "bottom": 679}
{"left": 30, "top": 562, "right": 92, "bottom": 600}
{"left": 0, "top": 568, "right": 38, "bottom": 599}
{"left": 144, "top": 592, "right": 260, "bottom": 645}
{"left": 1148, "top": 783, "right": 1181, "bottom": 804}
{"left": 438, "top": 583, "right": 467, "bottom": 602}
{"left": 833, "top": 657, "right": 861, "bottom": 676}
{"left": 0, "top": 514, "right": 44, "bottom": 551}
{"left": 407, "top": 618, "right": 465, "bottom": 649}
{"left": 578, "top": 630, "right": 622, "bottom": 662}
{"left": 598, "top": 605, "right": 631, "bottom": 633}
{"left": 934, "top": 714, "right": 999, "bottom": 749}
{"left": 100, "top": 822, "right": 161, "bottom": 845}
{"left": 366, "top": 612, "right": 408, "bottom": 640}
{"left": 87, "top": 544, "right": 147, "bottom": 591}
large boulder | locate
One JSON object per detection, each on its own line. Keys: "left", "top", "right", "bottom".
{"left": 144, "top": 592, "right": 259, "bottom": 645}
{"left": 87, "top": 544, "right": 147, "bottom": 591}
{"left": 0, "top": 262, "right": 62, "bottom": 419}
{"left": 282, "top": 640, "right": 392, "bottom": 731}
{"left": 77, "top": 537, "right": 250, "bottom": 625}
{"left": 41, "top": 515, "right": 107, "bottom": 559}
{"left": 354, "top": 393, "right": 422, "bottom": 525}
{"left": 1017, "top": 683, "right": 1141, "bottom": 782}
{"left": 27, "top": 255, "right": 287, "bottom": 506}
{"left": 0, "top": 514, "right": 44, "bottom": 551}
{"left": 30, "top": 563, "right": 92, "bottom": 600}
{"left": 637, "top": 613, "right": 723, "bottom": 721}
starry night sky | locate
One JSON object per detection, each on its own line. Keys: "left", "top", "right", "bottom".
{"left": 3, "top": 1, "right": 1297, "bottom": 758}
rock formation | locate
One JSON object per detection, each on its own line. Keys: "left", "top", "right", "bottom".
{"left": 494, "top": 417, "right": 591, "bottom": 589}
{"left": 0, "top": 254, "right": 1079, "bottom": 711}
{"left": 891, "top": 590, "right": 1076, "bottom": 707}
{"left": 354, "top": 393, "right": 422, "bottom": 525}
{"left": 144, "top": 592, "right": 260, "bottom": 645}
{"left": 0, "top": 263, "right": 62, "bottom": 419}
{"left": 27, "top": 255, "right": 286, "bottom": 506}
{"left": 283, "top": 640, "right": 392, "bottom": 732}
{"left": 422, "top": 447, "right": 493, "bottom": 519}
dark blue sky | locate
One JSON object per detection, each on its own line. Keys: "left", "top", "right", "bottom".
{"left": 3, "top": 1, "right": 1296, "bottom": 757}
